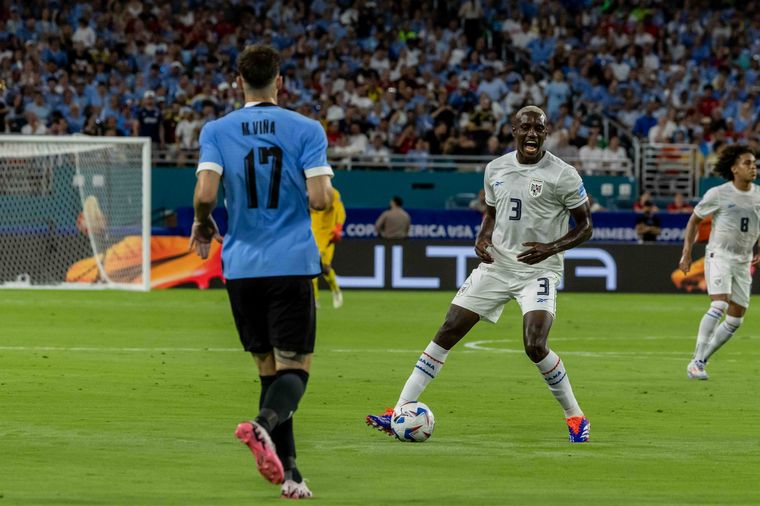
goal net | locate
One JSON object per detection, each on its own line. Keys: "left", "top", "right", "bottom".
{"left": 0, "top": 136, "right": 151, "bottom": 291}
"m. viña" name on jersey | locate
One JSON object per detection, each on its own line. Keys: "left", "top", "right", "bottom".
{"left": 241, "top": 120, "right": 276, "bottom": 136}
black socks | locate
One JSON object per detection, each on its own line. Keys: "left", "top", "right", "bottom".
{"left": 256, "top": 370, "right": 310, "bottom": 481}
{"left": 256, "top": 369, "right": 309, "bottom": 431}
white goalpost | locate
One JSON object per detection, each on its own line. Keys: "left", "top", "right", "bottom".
{"left": 0, "top": 136, "right": 151, "bottom": 291}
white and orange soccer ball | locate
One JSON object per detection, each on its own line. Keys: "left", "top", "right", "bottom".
{"left": 391, "top": 402, "right": 435, "bottom": 442}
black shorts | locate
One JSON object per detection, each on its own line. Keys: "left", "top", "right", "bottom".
{"left": 226, "top": 276, "right": 316, "bottom": 354}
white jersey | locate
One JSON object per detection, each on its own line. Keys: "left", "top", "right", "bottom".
{"left": 483, "top": 150, "right": 588, "bottom": 274}
{"left": 694, "top": 182, "right": 760, "bottom": 262}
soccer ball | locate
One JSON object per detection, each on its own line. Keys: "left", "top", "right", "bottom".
{"left": 391, "top": 402, "right": 435, "bottom": 442}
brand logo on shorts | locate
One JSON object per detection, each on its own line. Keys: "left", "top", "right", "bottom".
{"left": 529, "top": 179, "right": 543, "bottom": 198}
{"left": 537, "top": 298, "right": 548, "bottom": 303}
{"left": 714, "top": 278, "right": 722, "bottom": 287}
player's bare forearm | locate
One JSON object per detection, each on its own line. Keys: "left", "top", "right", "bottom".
{"left": 307, "top": 175, "right": 333, "bottom": 210}
{"left": 189, "top": 170, "right": 223, "bottom": 258}
{"left": 548, "top": 202, "right": 593, "bottom": 252}
{"left": 518, "top": 202, "right": 592, "bottom": 265}
{"left": 474, "top": 205, "right": 496, "bottom": 263}
{"left": 681, "top": 213, "right": 702, "bottom": 253}
{"left": 678, "top": 213, "right": 703, "bottom": 273}
{"left": 193, "top": 171, "right": 220, "bottom": 222}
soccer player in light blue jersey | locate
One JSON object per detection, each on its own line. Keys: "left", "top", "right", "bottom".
{"left": 190, "top": 44, "right": 333, "bottom": 499}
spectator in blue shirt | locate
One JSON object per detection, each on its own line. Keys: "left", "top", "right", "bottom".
{"left": 476, "top": 67, "right": 508, "bottom": 102}
{"left": 65, "top": 102, "right": 85, "bottom": 133}
{"left": 545, "top": 70, "right": 571, "bottom": 120}
{"left": 527, "top": 29, "right": 556, "bottom": 65}
{"left": 633, "top": 101, "right": 659, "bottom": 139}
{"left": 25, "top": 93, "right": 51, "bottom": 123}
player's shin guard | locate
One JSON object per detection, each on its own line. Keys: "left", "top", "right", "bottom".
{"left": 536, "top": 350, "right": 583, "bottom": 418}
{"left": 704, "top": 315, "right": 742, "bottom": 362}
{"left": 396, "top": 341, "right": 449, "bottom": 409}
{"left": 694, "top": 301, "right": 728, "bottom": 361}
{"left": 256, "top": 369, "right": 309, "bottom": 433}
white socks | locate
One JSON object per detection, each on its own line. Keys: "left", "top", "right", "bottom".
{"left": 694, "top": 301, "right": 728, "bottom": 361}
{"left": 395, "top": 342, "right": 584, "bottom": 419}
{"left": 536, "top": 350, "right": 583, "bottom": 418}
{"left": 396, "top": 341, "right": 449, "bottom": 409}
{"left": 704, "top": 315, "right": 742, "bottom": 362}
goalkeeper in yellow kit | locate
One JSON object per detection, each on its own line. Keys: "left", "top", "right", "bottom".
{"left": 310, "top": 187, "right": 346, "bottom": 308}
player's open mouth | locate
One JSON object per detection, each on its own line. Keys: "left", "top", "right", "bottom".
{"left": 524, "top": 140, "right": 538, "bottom": 154}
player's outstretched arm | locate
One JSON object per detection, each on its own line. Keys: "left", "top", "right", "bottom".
{"left": 518, "top": 201, "right": 593, "bottom": 265}
{"left": 474, "top": 205, "right": 496, "bottom": 263}
{"left": 679, "top": 212, "right": 703, "bottom": 273}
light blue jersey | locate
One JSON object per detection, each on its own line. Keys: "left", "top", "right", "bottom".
{"left": 197, "top": 102, "right": 333, "bottom": 279}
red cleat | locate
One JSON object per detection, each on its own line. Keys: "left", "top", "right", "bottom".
{"left": 235, "top": 421, "right": 285, "bottom": 484}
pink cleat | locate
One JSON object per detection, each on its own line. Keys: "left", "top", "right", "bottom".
{"left": 235, "top": 421, "right": 285, "bottom": 484}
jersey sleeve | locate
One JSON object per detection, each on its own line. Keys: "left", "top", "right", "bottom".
{"left": 555, "top": 166, "right": 588, "bottom": 209}
{"left": 693, "top": 187, "right": 720, "bottom": 218}
{"left": 301, "top": 122, "right": 334, "bottom": 178}
{"left": 483, "top": 163, "right": 495, "bottom": 206}
{"left": 196, "top": 121, "right": 224, "bottom": 175}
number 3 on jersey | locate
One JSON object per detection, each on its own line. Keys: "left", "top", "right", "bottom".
{"left": 245, "top": 146, "right": 283, "bottom": 209}
{"left": 509, "top": 198, "right": 522, "bottom": 220}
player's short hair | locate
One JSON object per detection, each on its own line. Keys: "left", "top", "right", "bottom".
{"left": 237, "top": 44, "right": 281, "bottom": 90}
{"left": 514, "top": 105, "right": 546, "bottom": 121}
{"left": 714, "top": 145, "right": 756, "bottom": 180}
{"left": 392, "top": 196, "right": 404, "bottom": 207}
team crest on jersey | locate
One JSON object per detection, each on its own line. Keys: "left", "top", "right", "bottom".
{"left": 529, "top": 179, "right": 543, "bottom": 198}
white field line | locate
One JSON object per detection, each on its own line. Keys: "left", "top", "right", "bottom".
{"left": 0, "top": 337, "right": 756, "bottom": 361}
{"left": 0, "top": 346, "right": 240, "bottom": 353}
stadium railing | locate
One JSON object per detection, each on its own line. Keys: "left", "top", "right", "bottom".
{"left": 151, "top": 148, "right": 634, "bottom": 176}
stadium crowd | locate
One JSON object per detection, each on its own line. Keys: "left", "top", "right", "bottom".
{"left": 1, "top": 0, "right": 759, "bottom": 169}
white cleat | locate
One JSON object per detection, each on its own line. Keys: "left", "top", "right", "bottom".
{"left": 687, "top": 359, "right": 709, "bottom": 380}
{"left": 332, "top": 289, "right": 343, "bottom": 309}
{"left": 281, "top": 479, "right": 312, "bottom": 499}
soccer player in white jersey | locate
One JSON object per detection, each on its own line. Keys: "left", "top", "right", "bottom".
{"left": 367, "top": 106, "right": 594, "bottom": 442}
{"left": 679, "top": 145, "right": 759, "bottom": 380}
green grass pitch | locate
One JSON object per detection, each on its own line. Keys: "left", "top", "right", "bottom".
{"left": 1, "top": 290, "right": 759, "bottom": 505}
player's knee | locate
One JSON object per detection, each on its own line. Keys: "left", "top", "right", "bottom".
{"left": 708, "top": 300, "right": 729, "bottom": 319}
{"left": 524, "top": 341, "right": 548, "bottom": 362}
{"left": 273, "top": 348, "right": 312, "bottom": 371}
{"left": 523, "top": 326, "right": 548, "bottom": 361}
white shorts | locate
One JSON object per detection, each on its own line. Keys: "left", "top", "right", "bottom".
{"left": 451, "top": 263, "right": 561, "bottom": 323}
{"left": 705, "top": 250, "right": 752, "bottom": 308}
